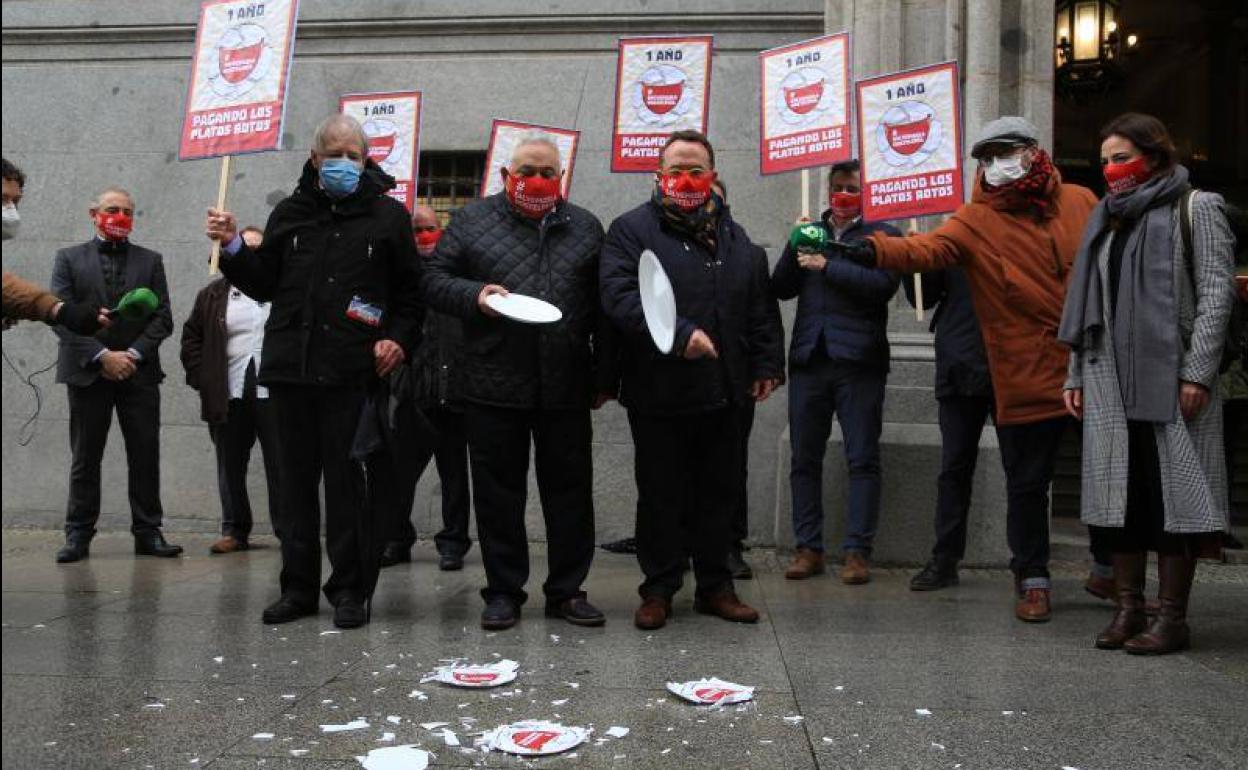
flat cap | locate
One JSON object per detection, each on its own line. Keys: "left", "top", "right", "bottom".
{"left": 970, "top": 116, "right": 1040, "bottom": 158}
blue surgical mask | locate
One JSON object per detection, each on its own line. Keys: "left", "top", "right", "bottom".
{"left": 319, "top": 157, "right": 362, "bottom": 198}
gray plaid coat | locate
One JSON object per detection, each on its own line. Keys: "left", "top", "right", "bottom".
{"left": 1065, "top": 191, "right": 1236, "bottom": 533}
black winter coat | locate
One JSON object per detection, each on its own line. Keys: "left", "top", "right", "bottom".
{"left": 219, "top": 160, "right": 423, "bottom": 389}
{"left": 420, "top": 193, "right": 617, "bottom": 410}
{"left": 904, "top": 267, "right": 992, "bottom": 399}
{"left": 180, "top": 278, "right": 231, "bottom": 424}
{"left": 411, "top": 308, "right": 465, "bottom": 409}
{"left": 600, "top": 200, "right": 785, "bottom": 415}
{"left": 771, "top": 212, "right": 901, "bottom": 371}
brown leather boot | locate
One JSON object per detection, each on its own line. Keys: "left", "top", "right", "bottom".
{"left": 1084, "top": 570, "right": 1114, "bottom": 601}
{"left": 693, "top": 589, "right": 760, "bottom": 623}
{"left": 1095, "top": 551, "right": 1147, "bottom": 650}
{"left": 839, "top": 552, "right": 870, "bottom": 585}
{"left": 1125, "top": 554, "right": 1195, "bottom": 655}
{"left": 634, "top": 596, "right": 671, "bottom": 630}
{"left": 210, "top": 535, "right": 249, "bottom": 554}
{"left": 784, "top": 547, "right": 825, "bottom": 580}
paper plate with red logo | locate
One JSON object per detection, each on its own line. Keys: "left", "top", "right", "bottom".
{"left": 666, "top": 677, "right": 755, "bottom": 705}
{"left": 424, "top": 659, "right": 519, "bottom": 688}
{"left": 486, "top": 720, "right": 589, "bottom": 756}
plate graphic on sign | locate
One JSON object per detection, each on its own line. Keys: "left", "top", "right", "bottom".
{"left": 876, "top": 101, "right": 943, "bottom": 167}
{"left": 208, "top": 23, "right": 275, "bottom": 98}
{"left": 634, "top": 64, "right": 691, "bottom": 125}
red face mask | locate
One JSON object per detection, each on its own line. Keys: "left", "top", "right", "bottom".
{"left": 659, "top": 170, "right": 717, "bottom": 211}
{"left": 505, "top": 173, "right": 560, "bottom": 219}
{"left": 95, "top": 211, "right": 133, "bottom": 242}
{"left": 415, "top": 228, "right": 442, "bottom": 256}
{"left": 830, "top": 191, "right": 862, "bottom": 220}
{"left": 1103, "top": 156, "right": 1152, "bottom": 195}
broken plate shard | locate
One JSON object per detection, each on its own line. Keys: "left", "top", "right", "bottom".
{"left": 423, "top": 659, "right": 519, "bottom": 688}
{"left": 355, "top": 745, "right": 431, "bottom": 770}
{"left": 665, "top": 678, "right": 755, "bottom": 705}
{"left": 484, "top": 720, "right": 589, "bottom": 756}
{"left": 321, "top": 719, "right": 370, "bottom": 733}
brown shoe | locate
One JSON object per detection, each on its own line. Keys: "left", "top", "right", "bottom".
{"left": 1084, "top": 570, "right": 1114, "bottom": 601}
{"left": 784, "top": 547, "right": 825, "bottom": 580}
{"left": 1125, "top": 554, "right": 1195, "bottom": 655}
{"left": 1095, "top": 552, "right": 1147, "bottom": 650}
{"left": 693, "top": 589, "right": 759, "bottom": 624}
{"left": 839, "top": 552, "right": 871, "bottom": 585}
{"left": 1015, "top": 587, "right": 1052, "bottom": 623}
{"left": 634, "top": 596, "right": 671, "bottom": 630}
{"left": 210, "top": 536, "right": 249, "bottom": 554}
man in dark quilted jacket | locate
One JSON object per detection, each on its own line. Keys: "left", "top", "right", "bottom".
{"left": 421, "top": 133, "right": 618, "bottom": 631}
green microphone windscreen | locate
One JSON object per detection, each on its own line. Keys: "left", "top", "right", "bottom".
{"left": 789, "top": 222, "right": 827, "bottom": 253}
{"left": 114, "top": 287, "right": 159, "bottom": 321}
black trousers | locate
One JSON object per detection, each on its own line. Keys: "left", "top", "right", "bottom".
{"left": 465, "top": 403, "right": 595, "bottom": 605}
{"left": 930, "top": 395, "right": 994, "bottom": 564}
{"left": 629, "top": 407, "right": 738, "bottom": 600}
{"left": 730, "top": 401, "right": 756, "bottom": 549}
{"left": 208, "top": 374, "right": 281, "bottom": 540}
{"left": 994, "top": 416, "right": 1074, "bottom": 580}
{"left": 389, "top": 405, "right": 472, "bottom": 556}
{"left": 267, "top": 385, "right": 370, "bottom": 607}
{"left": 65, "top": 379, "right": 163, "bottom": 538}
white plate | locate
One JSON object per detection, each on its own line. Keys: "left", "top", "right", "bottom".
{"left": 665, "top": 678, "right": 755, "bottom": 705}
{"left": 639, "top": 249, "right": 676, "bottom": 353}
{"left": 486, "top": 721, "right": 589, "bottom": 756}
{"left": 423, "top": 659, "right": 519, "bottom": 688}
{"left": 485, "top": 292, "right": 563, "bottom": 324}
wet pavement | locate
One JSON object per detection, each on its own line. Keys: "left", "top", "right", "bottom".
{"left": 3, "top": 528, "right": 1246, "bottom": 769}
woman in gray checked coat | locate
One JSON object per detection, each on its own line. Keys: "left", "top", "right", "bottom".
{"left": 1059, "top": 113, "right": 1236, "bottom": 656}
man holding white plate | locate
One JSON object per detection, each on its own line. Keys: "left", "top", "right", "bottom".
{"left": 421, "top": 132, "right": 618, "bottom": 631}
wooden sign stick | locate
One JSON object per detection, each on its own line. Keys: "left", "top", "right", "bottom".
{"left": 209, "top": 154, "right": 233, "bottom": 275}
{"left": 910, "top": 216, "right": 924, "bottom": 322}
{"left": 800, "top": 168, "right": 811, "bottom": 221}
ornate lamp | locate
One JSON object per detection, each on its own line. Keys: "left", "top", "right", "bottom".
{"left": 1055, "top": 0, "right": 1138, "bottom": 99}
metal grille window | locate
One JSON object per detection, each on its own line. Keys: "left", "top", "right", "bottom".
{"left": 415, "top": 151, "right": 486, "bottom": 225}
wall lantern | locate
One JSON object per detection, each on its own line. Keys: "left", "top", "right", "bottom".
{"left": 1055, "top": 0, "right": 1138, "bottom": 98}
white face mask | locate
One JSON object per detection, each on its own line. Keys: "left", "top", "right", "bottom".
{"left": 982, "top": 153, "right": 1030, "bottom": 187}
{"left": 1, "top": 203, "right": 19, "bottom": 240}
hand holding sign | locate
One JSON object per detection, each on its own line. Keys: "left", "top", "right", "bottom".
{"left": 205, "top": 207, "right": 239, "bottom": 245}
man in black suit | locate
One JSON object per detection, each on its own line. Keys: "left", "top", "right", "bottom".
{"left": 50, "top": 187, "right": 180, "bottom": 563}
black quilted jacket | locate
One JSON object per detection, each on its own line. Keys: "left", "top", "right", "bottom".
{"left": 420, "top": 193, "right": 618, "bottom": 410}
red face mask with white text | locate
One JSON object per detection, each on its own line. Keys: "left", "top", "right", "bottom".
{"left": 96, "top": 212, "right": 133, "bottom": 242}
{"left": 505, "top": 173, "right": 560, "bottom": 219}
{"left": 659, "top": 170, "right": 717, "bottom": 211}
{"left": 1102, "top": 155, "right": 1152, "bottom": 195}
{"left": 415, "top": 228, "right": 442, "bottom": 256}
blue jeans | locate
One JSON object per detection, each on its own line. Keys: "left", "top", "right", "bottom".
{"left": 788, "top": 354, "right": 885, "bottom": 555}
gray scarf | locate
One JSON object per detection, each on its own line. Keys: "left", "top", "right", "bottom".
{"left": 1057, "top": 166, "right": 1189, "bottom": 422}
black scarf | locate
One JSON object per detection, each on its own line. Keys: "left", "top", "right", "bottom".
{"left": 652, "top": 188, "right": 722, "bottom": 255}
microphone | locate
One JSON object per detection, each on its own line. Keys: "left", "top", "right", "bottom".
{"left": 108, "top": 287, "right": 160, "bottom": 321}
{"left": 789, "top": 222, "right": 827, "bottom": 254}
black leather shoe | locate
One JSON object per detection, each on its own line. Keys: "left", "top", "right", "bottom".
{"left": 909, "top": 559, "right": 959, "bottom": 591}
{"left": 56, "top": 540, "right": 91, "bottom": 564}
{"left": 261, "top": 596, "right": 317, "bottom": 625}
{"left": 333, "top": 598, "right": 368, "bottom": 629}
{"left": 545, "top": 595, "right": 606, "bottom": 627}
{"left": 727, "top": 547, "right": 754, "bottom": 580}
{"left": 379, "top": 543, "right": 411, "bottom": 568}
{"left": 134, "top": 531, "right": 183, "bottom": 558}
{"left": 438, "top": 552, "right": 464, "bottom": 571}
{"left": 481, "top": 597, "right": 520, "bottom": 630}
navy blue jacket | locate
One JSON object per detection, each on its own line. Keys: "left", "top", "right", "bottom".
{"left": 903, "top": 267, "right": 992, "bottom": 399}
{"left": 770, "top": 211, "right": 901, "bottom": 371}
{"left": 600, "top": 200, "right": 785, "bottom": 415}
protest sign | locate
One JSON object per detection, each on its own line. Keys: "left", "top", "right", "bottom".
{"left": 339, "top": 91, "right": 423, "bottom": 210}
{"left": 481, "top": 119, "right": 579, "bottom": 199}
{"left": 759, "top": 32, "right": 851, "bottom": 176}
{"left": 855, "top": 61, "right": 963, "bottom": 222}
{"left": 611, "top": 35, "right": 713, "bottom": 173}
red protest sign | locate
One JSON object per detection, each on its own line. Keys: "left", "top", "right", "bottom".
{"left": 611, "top": 35, "right": 714, "bottom": 173}
{"left": 481, "top": 119, "right": 580, "bottom": 199}
{"left": 855, "top": 61, "right": 964, "bottom": 222}
{"left": 178, "top": 0, "right": 299, "bottom": 161}
{"left": 759, "top": 32, "right": 852, "bottom": 175}
{"left": 339, "top": 91, "right": 423, "bottom": 211}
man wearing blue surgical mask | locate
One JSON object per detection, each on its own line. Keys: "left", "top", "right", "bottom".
{"left": 205, "top": 114, "right": 425, "bottom": 630}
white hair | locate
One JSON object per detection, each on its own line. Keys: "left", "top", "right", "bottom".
{"left": 313, "top": 114, "right": 369, "bottom": 155}
{"left": 91, "top": 186, "right": 134, "bottom": 209}
{"left": 509, "top": 131, "right": 562, "bottom": 170}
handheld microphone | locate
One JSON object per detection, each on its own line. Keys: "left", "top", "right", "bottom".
{"left": 108, "top": 287, "right": 160, "bottom": 321}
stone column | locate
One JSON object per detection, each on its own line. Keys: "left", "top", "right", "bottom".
{"left": 1018, "top": 0, "right": 1056, "bottom": 150}
{"left": 963, "top": 0, "right": 1002, "bottom": 190}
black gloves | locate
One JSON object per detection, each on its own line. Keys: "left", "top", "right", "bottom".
{"left": 53, "top": 302, "right": 104, "bottom": 336}
{"left": 828, "top": 238, "right": 877, "bottom": 268}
